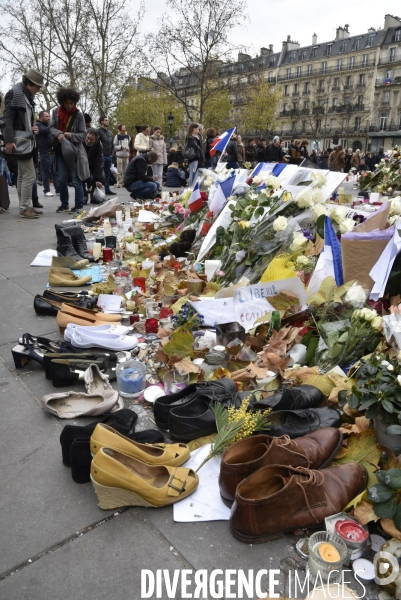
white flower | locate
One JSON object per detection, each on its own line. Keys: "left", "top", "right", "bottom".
{"left": 387, "top": 364, "right": 395, "bottom": 371}
{"left": 264, "top": 175, "right": 280, "bottom": 190}
{"left": 248, "top": 192, "right": 258, "bottom": 200}
{"left": 235, "top": 250, "right": 246, "bottom": 262}
{"left": 389, "top": 215, "right": 399, "bottom": 225}
{"left": 390, "top": 197, "right": 401, "bottom": 216}
{"left": 330, "top": 205, "right": 348, "bottom": 224}
{"left": 338, "top": 218, "right": 356, "bottom": 234}
{"left": 311, "top": 188, "right": 325, "bottom": 205}
{"left": 296, "top": 255, "right": 309, "bottom": 267}
{"left": 290, "top": 231, "right": 308, "bottom": 252}
{"left": 359, "top": 308, "right": 377, "bottom": 322}
{"left": 345, "top": 284, "right": 366, "bottom": 307}
{"left": 273, "top": 216, "right": 288, "bottom": 232}
{"left": 312, "top": 204, "right": 327, "bottom": 221}
{"left": 397, "top": 375, "right": 401, "bottom": 386}
{"left": 252, "top": 174, "right": 264, "bottom": 185}
{"left": 296, "top": 188, "right": 314, "bottom": 208}
{"left": 310, "top": 172, "right": 327, "bottom": 188}
{"left": 381, "top": 360, "right": 390, "bottom": 367}
{"left": 372, "top": 316, "right": 383, "bottom": 330}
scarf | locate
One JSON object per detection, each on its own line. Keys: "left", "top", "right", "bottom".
{"left": 57, "top": 105, "right": 77, "bottom": 132}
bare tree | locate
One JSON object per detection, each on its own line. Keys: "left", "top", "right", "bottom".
{"left": 140, "top": 0, "right": 247, "bottom": 123}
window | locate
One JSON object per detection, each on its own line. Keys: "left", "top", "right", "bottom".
{"left": 332, "top": 98, "right": 338, "bottom": 107}
{"left": 269, "top": 57, "right": 276, "bottom": 66}
{"left": 318, "top": 80, "right": 324, "bottom": 91}
{"left": 353, "top": 38, "right": 360, "bottom": 50}
{"left": 355, "top": 117, "right": 361, "bottom": 130}
{"left": 316, "top": 119, "right": 322, "bottom": 130}
{"left": 321, "top": 61, "right": 327, "bottom": 73}
{"left": 337, "top": 59, "right": 342, "bottom": 71}
{"left": 344, "top": 96, "right": 351, "bottom": 105}
{"left": 305, "top": 82, "right": 310, "bottom": 93}
{"left": 357, "top": 95, "right": 363, "bottom": 105}
{"left": 399, "top": 113, "right": 401, "bottom": 128}
{"left": 395, "top": 30, "right": 401, "bottom": 42}
{"left": 383, "top": 91, "right": 390, "bottom": 103}
{"left": 302, "top": 120, "right": 307, "bottom": 130}
{"left": 334, "top": 77, "right": 340, "bottom": 89}
{"left": 294, "top": 83, "right": 299, "bottom": 94}
{"left": 268, "top": 71, "right": 273, "bottom": 82}
{"left": 390, "top": 48, "right": 396, "bottom": 62}
{"left": 365, "top": 35, "right": 374, "bottom": 48}
{"left": 331, "top": 118, "right": 337, "bottom": 127}
{"left": 283, "top": 103, "right": 288, "bottom": 111}
{"left": 326, "top": 44, "right": 332, "bottom": 55}
{"left": 291, "top": 121, "right": 296, "bottom": 131}
{"left": 286, "top": 68, "right": 291, "bottom": 79}
{"left": 340, "top": 41, "right": 348, "bottom": 52}
{"left": 301, "top": 50, "right": 307, "bottom": 59}
{"left": 284, "top": 85, "right": 289, "bottom": 96}
{"left": 380, "top": 114, "right": 387, "bottom": 130}
{"left": 304, "top": 101, "right": 308, "bottom": 109}
{"left": 349, "top": 57, "right": 355, "bottom": 68}
{"left": 293, "top": 102, "right": 298, "bottom": 110}
{"left": 312, "top": 47, "right": 318, "bottom": 58}
{"left": 296, "top": 66, "right": 302, "bottom": 77}
{"left": 359, "top": 73, "right": 365, "bottom": 86}
{"left": 386, "top": 70, "right": 393, "bottom": 80}
{"left": 342, "top": 118, "right": 349, "bottom": 128}
{"left": 307, "top": 64, "right": 312, "bottom": 75}
{"left": 362, "top": 54, "right": 368, "bottom": 66}
{"left": 345, "top": 75, "right": 352, "bottom": 87}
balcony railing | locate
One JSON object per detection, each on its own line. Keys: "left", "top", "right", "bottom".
{"left": 276, "top": 59, "right": 376, "bottom": 81}
{"left": 379, "top": 55, "right": 401, "bottom": 65}
{"left": 356, "top": 82, "right": 366, "bottom": 87}
{"left": 369, "top": 122, "right": 399, "bottom": 132}
{"left": 302, "top": 90, "right": 311, "bottom": 95}
{"left": 375, "top": 77, "right": 401, "bottom": 86}
{"left": 332, "top": 86, "right": 340, "bottom": 91}
{"left": 292, "top": 91, "right": 300, "bottom": 96}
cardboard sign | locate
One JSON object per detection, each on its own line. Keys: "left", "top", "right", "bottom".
{"left": 233, "top": 277, "right": 306, "bottom": 331}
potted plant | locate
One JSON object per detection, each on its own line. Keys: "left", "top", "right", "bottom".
{"left": 339, "top": 353, "right": 401, "bottom": 452}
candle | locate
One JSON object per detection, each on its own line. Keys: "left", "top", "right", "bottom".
{"left": 318, "top": 543, "right": 341, "bottom": 562}
{"left": 92, "top": 242, "right": 102, "bottom": 260}
{"left": 133, "top": 277, "right": 146, "bottom": 293}
{"left": 129, "top": 314, "right": 140, "bottom": 325}
{"left": 352, "top": 558, "right": 375, "bottom": 581}
{"left": 142, "top": 260, "right": 155, "bottom": 276}
{"left": 102, "top": 247, "right": 113, "bottom": 263}
{"left": 104, "top": 222, "right": 112, "bottom": 236}
{"left": 116, "top": 361, "right": 146, "bottom": 397}
{"left": 145, "top": 318, "right": 159, "bottom": 334}
{"left": 335, "top": 520, "right": 368, "bottom": 544}
{"left": 116, "top": 210, "right": 123, "bottom": 223}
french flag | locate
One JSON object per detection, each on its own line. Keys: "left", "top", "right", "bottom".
{"left": 188, "top": 182, "right": 204, "bottom": 213}
{"left": 209, "top": 127, "right": 236, "bottom": 157}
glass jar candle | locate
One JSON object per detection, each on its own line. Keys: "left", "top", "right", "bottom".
{"left": 307, "top": 532, "right": 347, "bottom": 584}
{"left": 202, "top": 349, "right": 228, "bottom": 379}
{"left": 116, "top": 360, "right": 146, "bottom": 398}
{"left": 133, "top": 277, "right": 146, "bottom": 293}
{"left": 163, "top": 371, "right": 190, "bottom": 395}
{"left": 145, "top": 318, "right": 159, "bottom": 334}
{"left": 102, "top": 247, "right": 113, "bottom": 263}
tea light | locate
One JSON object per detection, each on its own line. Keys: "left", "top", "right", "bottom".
{"left": 318, "top": 543, "right": 341, "bottom": 562}
{"left": 308, "top": 532, "right": 347, "bottom": 584}
{"left": 129, "top": 314, "right": 140, "bottom": 325}
{"left": 352, "top": 558, "right": 375, "bottom": 581}
{"left": 116, "top": 210, "right": 123, "bottom": 223}
{"left": 370, "top": 534, "right": 386, "bottom": 553}
{"left": 335, "top": 520, "right": 369, "bottom": 546}
{"left": 117, "top": 364, "right": 145, "bottom": 396}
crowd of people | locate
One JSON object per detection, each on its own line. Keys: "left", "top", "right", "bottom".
{"left": 0, "top": 68, "right": 385, "bottom": 219}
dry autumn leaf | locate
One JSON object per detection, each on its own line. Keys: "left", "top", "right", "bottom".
{"left": 174, "top": 357, "right": 201, "bottom": 376}
{"left": 339, "top": 416, "right": 371, "bottom": 436}
{"left": 333, "top": 430, "right": 381, "bottom": 488}
{"left": 282, "top": 366, "right": 335, "bottom": 396}
{"left": 381, "top": 519, "right": 401, "bottom": 542}
{"left": 354, "top": 501, "right": 379, "bottom": 525}
{"left": 266, "top": 291, "right": 300, "bottom": 312}
{"left": 257, "top": 352, "right": 290, "bottom": 373}
{"left": 231, "top": 363, "right": 269, "bottom": 382}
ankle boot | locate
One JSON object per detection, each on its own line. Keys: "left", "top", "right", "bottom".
{"left": 61, "top": 225, "right": 94, "bottom": 262}
{"left": 48, "top": 267, "right": 92, "bottom": 287}
{"left": 55, "top": 224, "right": 83, "bottom": 261}
{"left": 51, "top": 256, "right": 89, "bottom": 270}
{"left": 70, "top": 438, "right": 92, "bottom": 483}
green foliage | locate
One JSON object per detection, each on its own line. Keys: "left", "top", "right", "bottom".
{"left": 367, "top": 469, "right": 401, "bottom": 528}
{"left": 240, "top": 79, "right": 281, "bottom": 136}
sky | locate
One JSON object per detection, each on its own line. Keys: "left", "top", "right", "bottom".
{"left": 142, "top": 0, "right": 401, "bottom": 57}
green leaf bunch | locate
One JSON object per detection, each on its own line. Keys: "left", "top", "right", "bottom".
{"left": 367, "top": 469, "right": 401, "bottom": 528}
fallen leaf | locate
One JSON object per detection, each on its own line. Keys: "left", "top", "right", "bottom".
{"left": 203, "top": 282, "right": 221, "bottom": 296}
{"left": 257, "top": 352, "right": 290, "bottom": 374}
{"left": 157, "top": 327, "right": 174, "bottom": 338}
{"left": 308, "top": 276, "right": 355, "bottom": 306}
{"left": 171, "top": 295, "right": 190, "bottom": 315}
{"left": 354, "top": 501, "right": 379, "bottom": 525}
{"left": 174, "top": 357, "right": 201, "bottom": 375}
{"left": 163, "top": 329, "right": 195, "bottom": 359}
{"left": 209, "top": 367, "right": 232, "bottom": 380}
{"left": 333, "top": 430, "right": 381, "bottom": 488}
{"left": 266, "top": 291, "right": 300, "bottom": 312}
{"left": 231, "top": 363, "right": 269, "bottom": 382}
{"left": 343, "top": 491, "right": 366, "bottom": 511}
{"left": 282, "top": 366, "right": 335, "bottom": 396}
{"left": 265, "top": 329, "right": 288, "bottom": 356}
{"left": 380, "top": 519, "right": 401, "bottom": 542}
{"left": 305, "top": 233, "right": 324, "bottom": 256}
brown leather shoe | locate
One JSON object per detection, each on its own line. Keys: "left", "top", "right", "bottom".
{"left": 32, "top": 208, "right": 43, "bottom": 215}
{"left": 20, "top": 208, "right": 39, "bottom": 219}
{"left": 230, "top": 463, "right": 367, "bottom": 543}
{"left": 219, "top": 428, "right": 343, "bottom": 506}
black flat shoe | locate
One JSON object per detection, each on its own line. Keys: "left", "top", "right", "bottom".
{"left": 260, "top": 407, "right": 342, "bottom": 439}
{"left": 154, "top": 378, "right": 237, "bottom": 431}
{"left": 42, "top": 353, "right": 101, "bottom": 379}
{"left": 169, "top": 396, "right": 218, "bottom": 441}
{"left": 47, "top": 358, "right": 108, "bottom": 387}
{"left": 249, "top": 385, "right": 324, "bottom": 412}
{"left": 43, "top": 289, "right": 98, "bottom": 308}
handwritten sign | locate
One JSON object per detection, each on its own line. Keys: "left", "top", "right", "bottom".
{"left": 233, "top": 277, "right": 306, "bottom": 331}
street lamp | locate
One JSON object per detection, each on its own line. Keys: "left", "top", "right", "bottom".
{"left": 322, "top": 98, "right": 329, "bottom": 151}
{"left": 167, "top": 111, "right": 174, "bottom": 148}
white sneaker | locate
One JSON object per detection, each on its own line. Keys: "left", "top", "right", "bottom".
{"left": 44, "top": 192, "right": 54, "bottom": 197}
{"left": 64, "top": 323, "right": 130, "bottom": 342}
{"left": 70, "top": 330, "right": 138, "bottom": 351}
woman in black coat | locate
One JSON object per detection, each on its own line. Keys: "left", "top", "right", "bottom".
{"left": 185, "top": 122, "right": 203, "bottom": 186}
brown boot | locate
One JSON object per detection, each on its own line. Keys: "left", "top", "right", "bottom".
{"left": 230, "top": 463, "right": 367, "bottom": 543}
{"left": 48, "top": 267, "right": 92, "bottom": 287}
{"left": 20, "top": 208, "right": 39, "bottom": 219}
{"left": 219, "top": 428, "right": 343, "bottom": 506}
{"left": 51, "top": 256, "right": 90, "bottom": 270}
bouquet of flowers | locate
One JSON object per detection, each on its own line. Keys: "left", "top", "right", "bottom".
{"left": 359, "top": 146, "right": 401, "bottom": 193}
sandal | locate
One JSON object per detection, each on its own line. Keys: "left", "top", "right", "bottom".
{"left": 90, "top": 423, "right": 190, "bottom": 467}
{"left": 11, "top": 333, "right": 46, "bottom": 369}
{"left": 91, "top": 447, "right": 198, "bottom": 509}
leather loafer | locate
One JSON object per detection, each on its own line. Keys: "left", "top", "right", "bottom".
{"left": 90, "top": 424, "right": 190, "bottom": 467}
{"left": 169, "top": 396, "right": 217, "bottom": 441}
{"left": 219, "top": 427, "right": 343, "bottom": 506}
{"left": 261, "top": 406, "right": 342, "bottom": 439}
{"left": 91, "top": 447, "right": 198, "bottom": 508}
{"left": 154, "top": 378, "right": 238, "bottom": 431}
{"left": 250, "top": 385, "right": 324, "bottom": 412}
{"left": 230, "top": 463, "right": 368, "bottom": 543}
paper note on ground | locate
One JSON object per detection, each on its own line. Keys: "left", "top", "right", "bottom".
{"left": 137, "top": 209, "right": 160, "bottom": 223}
{"left": 173, "top": 444, "right": 230, "bottom": 522}
{"left": 97, "top": 294, "right": 123, "bottom": 312}
{"left": 188, "top": 298, "right": 236, "bottom": 327}
{"left": 233, "top": 277, "right": 306, "bottom": 331}
{"left": 30, "top": 249, "right": 58, "bottom": 266}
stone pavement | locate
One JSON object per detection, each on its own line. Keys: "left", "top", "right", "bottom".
{"left": 0, "top": 183, "right": 377, "bottom": 600}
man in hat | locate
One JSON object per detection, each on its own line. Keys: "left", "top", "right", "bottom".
{"left": 3, "top": 68, "right": 45, "bottom": 218}
{"left": 3, "top": 69, "right": 44, "bottom": 219}
{"left": 113, "top": 124, "right": 130, "bottom": 188}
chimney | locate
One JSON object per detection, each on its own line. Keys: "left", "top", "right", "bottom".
{"left": 367, "top": 27, "right": 375, "bottom": 33}
{"left": 269, "top": 44, "right": 274, "bottom": 52}
{"left": 260, "top": 47, "right": 271, "bottom": 56}
{"left": 312, "top": 33, "right": 317, "bottom": 45}
{"left": 336, "top": 26, "right": 344, "bottom": 40}
{"left": 343, "top": 24, "right": 350, "bottom": 38}
{"left": 384, "top": 14, "right": 401, "bottom": 30}
{"left": 238, "top": 52, "right": 251, "bottom": 63}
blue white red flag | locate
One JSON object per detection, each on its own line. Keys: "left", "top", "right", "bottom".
{"left": 209, "top": 127, "right": 236, "bottom": 157}
{"left": 188, "top": 182, "right": 204, "bottom": 213}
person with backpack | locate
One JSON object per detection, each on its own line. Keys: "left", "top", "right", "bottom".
{"left": 329, "top": 145, "right": 346, "bottom": 172}
{"left": 124, "top": 151, "right": 158, "bottom": 200}
{"left": 184, "top": 122, "right": 203, "bottom": 186}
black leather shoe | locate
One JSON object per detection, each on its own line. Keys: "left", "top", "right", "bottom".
{"left": 261, "top": 407, "right": 342, "bottom": 439}
{"left": 59, "top": 224, "right": 94, "bottom": 262}
{"left": 34, "top": 295, "right": 61, "bottom": 316}
{"left": 169, "top": 396, "right": 217, "bottom": 441}
{"left": 154, "top": 378, "right": 238, "bottom": 431}
{"left": 105, "top": 190, "right": 117, "bottom": 195}
{"left": 43, "top": 289, "right": 98, "bottom": 308}
{"left": 33, "top": 200, "right": 43, "bottom": 208}
{"left": 250, "top": 385, "right": 324, "bottom": 412}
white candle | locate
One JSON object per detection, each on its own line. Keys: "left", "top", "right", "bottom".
{"left": 352, "top": 559, "right": 375, "bottom": 581}
{"left": 116, "top": 210, "right": 123, "bottom": 223}
{"left": 104, "top": 222, "right": 112, "bottom": 236}
{"left": 92, "top": 242, "right": 102, "bottom": 260}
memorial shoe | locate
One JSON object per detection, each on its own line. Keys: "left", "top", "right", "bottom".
{"left": 56, "top": 303, "right": 121, "bottom": 332}
{"left": 70, "top": 329, "right": 138, "bottom": 351}
{"left": 219, "top": 428, "right": 343, "bottom": 506}
{"left": 249, "top": 385, "right": 324, "bottom": 412}
{"left": 230, "top": 463, "right": 368, "bottom": 544}
{"left": 90, "top": 447, "right": 199, "bottom": 509}
{"left": 90, "top": 423, "right": 190, "bottom": 467}
{"left": 64, "top": 323, "right": 130, "bottom": 341}
{"left": 258, "top": 406, "right": 342, "bottom": 439}
{"left": 48, "top": 267, "right": 92, "bottom": 287}
{"left": 51, "top": 256, "right": 89, "bottom": 270}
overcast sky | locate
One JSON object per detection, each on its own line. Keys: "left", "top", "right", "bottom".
{"left": 143, "top": 0, "right": 401, "bottom": 57}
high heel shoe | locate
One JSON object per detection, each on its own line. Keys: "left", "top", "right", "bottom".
{"left": 18, "top": 335, "right": 83, "bottom": 355}
{"left": 11, "top": 333, "right": 46, "bottom": 369}
{"left": 43, "top": 353, "right": 101, "bottom": 380}
{"left": 46, "top": 358, "right": 108, "bottom": 387}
